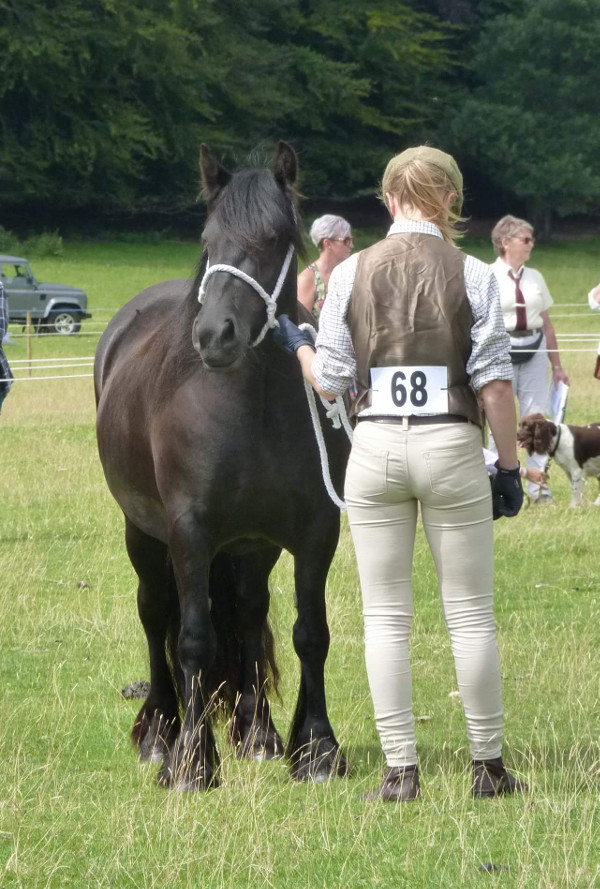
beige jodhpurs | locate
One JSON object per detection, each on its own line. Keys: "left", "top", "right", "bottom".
{"left": 345, "top": 418, "right": 503, "bottom": 767}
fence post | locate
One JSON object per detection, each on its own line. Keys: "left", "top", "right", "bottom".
{"left": 26, "top": 311, "right": 32, "bottom": 376}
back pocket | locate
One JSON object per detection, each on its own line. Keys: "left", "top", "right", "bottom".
{"left": 345, "top": 437, "right": 388, "bottom": 499}
{"left": 424, "top": 444, "right": 486, "bottom": 500}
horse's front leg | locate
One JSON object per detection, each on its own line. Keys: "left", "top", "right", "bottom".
{"left": 159, "top": 514, "right": 220, "bottom": 791}
{"left": 287, "top": 518, "right": 347, "bottom": 782}
{"left": 229, "top": 547, "right": 284, "bottom": 761}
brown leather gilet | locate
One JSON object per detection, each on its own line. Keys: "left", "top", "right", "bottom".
{"left": 348, "top": 233, "right": 481, "bottom": 426}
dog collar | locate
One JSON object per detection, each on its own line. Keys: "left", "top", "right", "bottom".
{"left": 548, "top": 424, "right": 561, "bottom": 458}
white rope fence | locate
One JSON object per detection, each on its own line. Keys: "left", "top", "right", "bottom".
{"left": 3, "top": 342, "right": 600, "bottom": 385}
{"left": 2, "top": 317, "right": 600, "bottom": 384}
{"left": 1, "top": 355, "right": 95, "bottom": 382}
{"left": 2, "top": 373, "right": 94, "bottom": 382}
{"left": 6, "top": 328, "right": 110, "bottom": 338}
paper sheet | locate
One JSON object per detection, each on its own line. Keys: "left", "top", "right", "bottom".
{"left": 547, "top": 381, "right": 569, "bottom": 425}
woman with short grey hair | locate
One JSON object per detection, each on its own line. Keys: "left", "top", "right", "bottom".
{"left": 491, "top": 215, "right": 533, "bottom": 257}
{"left": 489, "top": 215, "right": 568, "bottom": 502}
{"left": 297, "top": 214, "right": 353, "bottom": 318}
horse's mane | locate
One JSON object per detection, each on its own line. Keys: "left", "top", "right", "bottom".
{"left": 206, "top": 166, "right": 304, "bottom": 257}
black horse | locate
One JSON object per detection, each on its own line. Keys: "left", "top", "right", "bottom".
{"left": 95, "top": 142, "right": 350, "bottom": 790}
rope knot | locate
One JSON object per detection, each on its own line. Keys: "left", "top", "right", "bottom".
{"left": 324, "top": 399, "right": 342, "bottom": 429}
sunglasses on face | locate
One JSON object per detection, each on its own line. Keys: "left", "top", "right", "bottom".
{"left": 330, "top": 237, "right": 353, "bottom": 247}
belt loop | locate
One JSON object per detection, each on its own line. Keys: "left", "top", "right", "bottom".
{"left": 402, "top": 416, "right": 409, "bottom": 430}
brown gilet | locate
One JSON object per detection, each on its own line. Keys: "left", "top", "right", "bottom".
{"left": 348, "top": 233, "right": 481, "bottom": 426}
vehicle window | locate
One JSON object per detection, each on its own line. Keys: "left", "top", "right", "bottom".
{"left": 1, "top": 264, "right": 21, "bottom": 282}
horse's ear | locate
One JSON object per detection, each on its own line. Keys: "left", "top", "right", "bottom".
{"left": 199, "top": 144, "right": 231, "bottom": 206}
{"left": 272, "top": 141, "right": 297, "bottom": 188}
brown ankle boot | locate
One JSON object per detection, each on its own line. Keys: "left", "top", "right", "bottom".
{"left": 361, "top": 765, "right": 421, "bottom": 802}
{"left": 472, "top": 757, "right": 529, "bottom": 798}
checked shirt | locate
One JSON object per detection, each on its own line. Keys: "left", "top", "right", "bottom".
{"left": 312, "top": 220, "right": 513, "bottom": 398}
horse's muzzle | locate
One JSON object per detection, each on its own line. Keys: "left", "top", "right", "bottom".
{"left": 193, "top": 316, "right": 247, "bottom": 370}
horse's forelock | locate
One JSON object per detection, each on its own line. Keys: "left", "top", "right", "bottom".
{"left": 210, "top": 168, "right": 302, "bottom": 256}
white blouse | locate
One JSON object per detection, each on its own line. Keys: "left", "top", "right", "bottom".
{"left": 491, "top": 257, "right": 553, "bottom": 332}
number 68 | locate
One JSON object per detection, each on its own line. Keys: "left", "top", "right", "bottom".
{"left": 391, "top": 370, "right": 428, "bottom": 407}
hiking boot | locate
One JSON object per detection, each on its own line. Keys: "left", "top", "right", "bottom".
{"left": 360, "top": 765, "right": 421, "bottom": 802}
{"left": 472, "top": 757, "right": 529, "bottom": 798}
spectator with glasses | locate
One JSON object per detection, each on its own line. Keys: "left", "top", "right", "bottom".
{"left": 489, "top": 215, "right": 568, "bottom": 502}
{"left": 297, "top": 214, "right": 353, "bottom": 319}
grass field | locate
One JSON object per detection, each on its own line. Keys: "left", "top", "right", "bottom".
{"left": 0, "top": 235, "right": 599, "bottom": 888}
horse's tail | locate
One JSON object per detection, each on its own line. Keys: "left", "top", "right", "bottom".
{"left": 161, "top": 552, "right": 280, "bottom": 717}
{"left": 261, "top": 614, "right": 281, "bottom": 699}
{"left": 205, "top": 554, "right": 280, "bottom": 713}
{"left": 165, "top": 558, "right": 185, "bottom": 708}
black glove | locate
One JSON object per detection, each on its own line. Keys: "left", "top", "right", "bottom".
{"left": 492, "top": 461, "right": 524, "bottom": 520}
{"left": 271, "top": 314, "right": 315, "bottom": 354}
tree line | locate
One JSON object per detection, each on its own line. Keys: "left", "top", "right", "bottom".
{"left": 1, "top": 0, "right": 599, "bottom": 232}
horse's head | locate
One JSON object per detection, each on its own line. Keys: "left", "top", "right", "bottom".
{"left": 192, "top": 142, "right": 302, "bottom": 371}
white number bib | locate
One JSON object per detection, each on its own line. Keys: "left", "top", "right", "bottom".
{"left": 367, "top": 365, "right": 449, "bottom": 416}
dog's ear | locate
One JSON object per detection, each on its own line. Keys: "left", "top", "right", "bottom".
{"left": 518, "top": 415, "right": 534, "bottom": 453}
{"left": 533, "top": 419, "right": 551, "bottom": 454}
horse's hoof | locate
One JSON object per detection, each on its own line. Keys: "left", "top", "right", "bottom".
{"left": 236, "top": 728, "right": 284, "bottom": 762}
{"left": 157, "top": 762, "right": 219, "bottom": 792}
{"left": 174, "top": 775, "right": 220, "bottom": 793}
{"left": 249, "top": 746, "right": 283, "bottom": 762}
{"left": 157, "top": 747, "right": 220, "bottom": 791}
{"left": 290, "top": 743, "right": 347, "bottom": 782}
{"left": 137, "top": 717, "right": 178, "bottom": 764}
{"left": 139, "top": 746, "right": 164, "bottom": 765}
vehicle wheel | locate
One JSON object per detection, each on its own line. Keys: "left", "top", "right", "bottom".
{"left": 47, "top": 310, "right": 81, "bottom": 335}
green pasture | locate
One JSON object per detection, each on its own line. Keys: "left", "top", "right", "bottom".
{"left": 0, "top": 236, "right": 599, "bottom": 888}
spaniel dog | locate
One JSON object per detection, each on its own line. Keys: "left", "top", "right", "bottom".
{"left": 518, "top": 413, "right": 600, "bottom": 507}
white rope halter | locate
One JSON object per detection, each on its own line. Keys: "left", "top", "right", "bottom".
{"left": 197, "top": 243, "right": 295, "bottom": 346}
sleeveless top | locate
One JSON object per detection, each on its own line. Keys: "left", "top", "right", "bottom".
{"left": 309, "top": 263, "right": 327, "bottom": 318}
{"left": 347, "top": 233, "right": 481, "bottom": 426}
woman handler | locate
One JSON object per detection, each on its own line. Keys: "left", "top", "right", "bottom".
{"left": 274, "top": 146, "right": 527, "bottom": 802}
{"left": 489, "top": 215, "right": 569, "bottom": 501}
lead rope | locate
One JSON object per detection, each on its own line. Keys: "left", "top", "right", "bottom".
{"left": 299, "top": 323, "right": 353, "bottom": 511}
